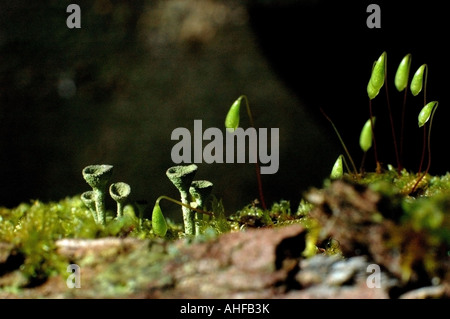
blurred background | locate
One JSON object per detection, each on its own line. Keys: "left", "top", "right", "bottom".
{"left": 0, "top": 0, "right": 448, "bottom": 220}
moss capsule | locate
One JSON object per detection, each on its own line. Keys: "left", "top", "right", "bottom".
{"left": 151, "top": 201, "right": 168, "bottom": 237}
{"left": 330, "top": 154, "right": 344, "bottom": 179}
{"left": 418, "top": 101, "right": 438, "bottom": 127}
{"left": 360, "top": 117, "right": 375, "bottom": 152}
{"left": 224, "top": 96, "right": 242, "bottom": 132}
{"left": 367, "top": 52, "right": 386, "bottom": 99}
{"left": 395, "top": 53, "right": 412, "bottom": 92}
{"left": 410, "top": 64, "right": 427, "bottom": 96}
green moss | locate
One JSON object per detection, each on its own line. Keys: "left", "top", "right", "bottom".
{"left": 1, "top": 166, "right": 449, "bottom": 291}
{"left": 86, "top": 241, "right": 174, "bottom": 298}
{"left": 310, "top": 169, "right": 450, "bottom": 282}
{"left": 0, "top": 195, "right": 178, "bottom": 287}
{"left": 0, "top": 196, "right": 98, "bottom": 286}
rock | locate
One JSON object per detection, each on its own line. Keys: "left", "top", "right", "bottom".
{"left": 160, "top": 224, "right": 307, "bottom": 298}
{"left": 294, "top": 254, "right": 398, "bottom": 299}
{"left": 399, "top": 284, "right": 447, "bottom": 299}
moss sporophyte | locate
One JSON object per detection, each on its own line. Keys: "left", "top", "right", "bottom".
{"left": 170, "top": 95, "right": 281, "bottom": 212}
{"left": 325, "top": 52, "right": 440, "bottom": 190}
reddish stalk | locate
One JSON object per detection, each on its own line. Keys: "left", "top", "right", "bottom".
{"left": 417, "top": 66, "right": 428, "bottom": 175}
{"left": 411, "top": 102, "right": 438, "bottom": 194}
{"left": 399, "top": 88, "right": 408, "bottom": 167}
{"left": 368, "top": 99, "right": 381, "bottom": 173}
{"left": 242, "top": 96, "right": 267, "bottom": 210}
{"left": 417, "top": 123, "right": 427, "bottom": 174}
{"left": 320, "top": 107, "right": 358, "bottom": 175}
{"left": 383, "top": 59, "right": 401, "bottom": 171}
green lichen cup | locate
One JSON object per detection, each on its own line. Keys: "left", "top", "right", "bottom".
{"left": 109, "top": 182, "right": 131, "bottom": 218}
{"left": 166, "top": 164, "right": 198, "bottom": 235}
{"left": 190, "top": 180, "right": 213, "bottom": 235}
{"left": 81, "top": 190, "right": 98, "bottom": 224}
{"left": 82, "top": 165, "right": 114, "bottom": 190}
{"left": 82, "top": 164, "right": 114, "bottom": 225}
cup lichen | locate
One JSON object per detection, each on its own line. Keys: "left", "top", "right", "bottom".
{"left": 166, "top": 164, "right": 198, "bottom": 235}
{"left": 81, "top": 190, "right": 98, "bottom": 224}
{"left": 189, "top": 180, "right": 213, "bottom": 235}
{"left": 109, "top": 182, "right": 131, "bottom": 218}
{"left": 82, "top": 164, "right": 114, "bottom": 225}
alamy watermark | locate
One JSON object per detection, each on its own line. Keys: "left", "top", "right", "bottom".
{"left": 366, "top": 264, "right": 381, "bottom": 288}
{"left": 170, "top": 120, "right": 279, "bottom": 174}
{"left": 66, "top": 4, "right": 81, "bottom": 29}
{"left": 66, "top": 264, "right": 81, "bottom": 289}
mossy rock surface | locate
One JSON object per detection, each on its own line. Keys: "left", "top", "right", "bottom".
{"left": 0, "top": 171, "right": 449, "bottom": 298}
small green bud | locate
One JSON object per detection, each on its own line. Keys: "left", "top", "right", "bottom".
{"left": 152, "top": 201, "right": 168, "bottom": 237}
{"left": 225, "top": 96, "right": 242, "bottom": 132}
{"left": 410, "top": 64, "right": 427, "bottom": 96}
{"left": 360, "top": 117, "right": 375, "bottom": 152}
{"left": 394, "top": 53, "right": 412, "bottom": 92}
{"left": 418, "top": 101, "right": 438, "bottom": 127}
{"left": 330, "top": 155, "right": 344, "bottom": 179}
{"left": 367, "top": 52, "right": 386, "bottom": 99}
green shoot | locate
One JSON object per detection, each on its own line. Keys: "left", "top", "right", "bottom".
{"left": 395, "top": 53, "right": 412, "bottom": 168}
{"left": 411, "top": 101, "right": 439, "bottom": 193}
{"left": 366, "top": 51, "right": 401, "bottom": 172}
{"left": 395, "top": 53, "right": 412, "bottom": 92}
{"left": 359, "top": 117, "right": 375, "bottom": 173}
{"left": 151, "top": 200, "right": 168, "bottom": 237}
{"left": 330, "top": 154, "right": 344, "bottom": 179}
{"left": 224, "top": 96, "right": 242, "bottom": 132}
{"left": 410, "top": 64, "right": 429, "bottom": 174}
{"left": 360, "top": 117, "right": 375, "bottom": 152}
{"left": 225, "top": 95, "right": 267, "bottom": 210}
{"left": 410, "top": 64, "right": 428, "bottom": 102}
{"left": 418, "top": 101, "right": 438, "bottom": 128}
{"left": 366, "top": 52, "right": 387, "bottom": 172}
{"left": 152, "top": 195, "right": 214, "bottom": 237}
{"left": 367, "top": 51, "right": 386, "bottom": 100}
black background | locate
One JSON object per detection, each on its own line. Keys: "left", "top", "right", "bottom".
{"left": 249, "top": 0, "right": 449, "bottom": 176}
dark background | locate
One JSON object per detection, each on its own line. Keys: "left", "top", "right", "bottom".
{"left": 249, "top": 0, "right": 449, "bottom": 175}
{"left": 0, "top": 0, "right": 448, "bottom": 219}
